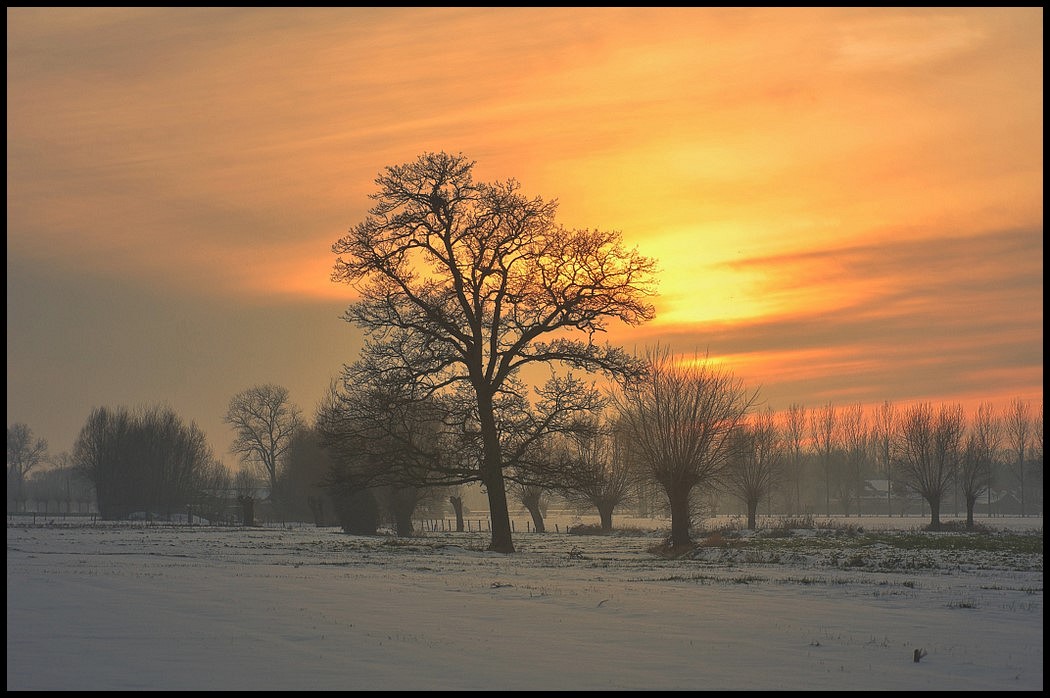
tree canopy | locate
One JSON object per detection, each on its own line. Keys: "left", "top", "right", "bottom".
{"left": 331, "top": 151, "right": 658, "bottom": 552}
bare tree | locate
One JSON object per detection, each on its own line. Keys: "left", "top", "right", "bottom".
{"left": 224, "top": 384, "right": 303, "bottom": 510}
{"left": 1004, "top": 397, "right": 1032, "bottom": 516}
{"left": 723, "top": 407, "right": 784, "bottom": 530}
{"left": 959, "top": 402, "right": 1001, "bottom": 529}
{"left": 331, "top": 152, "right": 657, "bottom": 552}
{"left": 871, "top": 401, "right": 897, "bottom": 516}
{"left": 513, "top": 483, "right": 549, "bottom": 533}
{"left": 613, "top": 347, "right": 758, "bottom": 549}
{"left": 838, "top": 403, "right": 868, "bottom": 516}
{"left": 810, "top": 402, "right": 838, "bottom": 517}
{"left": 7, "top": 423, "right": 49, "bottom": 512}
{"left": 893, "top": 402, "right": 963, "bottom": 529}
{"left": 782, "top": 403, "right": 807, "bottom": 515}
{"left": 543, "top": 416, "right": 638, "bottom": 532}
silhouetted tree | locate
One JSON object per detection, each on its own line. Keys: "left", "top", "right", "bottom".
{"left": 513, "top": 483, "right": 548, "bottom": 533}
{"left": 810, "top": 402, "right": 838, "bottom": 517}
{"left": 1005, "top": 397, "right": 1033, "bottom": 516}
{"left": 613, "top": 346, "right": 758, "bottom": 549}
{"left": 330, "top": 152, "right": 657, "bottom": 552}
{"left": 782, "top": 403, "right": 807, "bottom": 515}
{"left": 8, "top": 423, "right": 49, "bottom": 512}
{"left": 448, "top": 489, "right": 466, "bottom": 531}
{"left": 279, "top": 426, "right": 338, "bottom": 526}
{"left": 224, "top": 384, "right": 303, "bottom": 512}
{"left": 871, "top": 401, "right": 897, "bottom": 516}
{"left": 839, "top": 403, "right": 868, "bottom": 516}
{"left": 541, "top": 416, "right": 637, "bottom": 532}
{"left": 723, "top": 407, "right": 784, "bottom": 530}
{"left": 893, "top": 402, "right": 963, "bottom": 530}
{"left": 73, "top": 405, "right": 215, "bottom": 519}
{"left": 959, "top": 402, "right": 1001, "bottom": 528}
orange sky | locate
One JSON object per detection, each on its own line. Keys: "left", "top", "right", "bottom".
{"left": 7, "top": 7, "right": 1043, "bottom": 461}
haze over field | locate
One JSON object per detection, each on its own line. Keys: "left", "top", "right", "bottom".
{"left": 6, "top": 7, "right": 1043, "bottom": 462}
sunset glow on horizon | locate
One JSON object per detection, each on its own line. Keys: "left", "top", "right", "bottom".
{"left": 7, "top": 7, "right": 1042, "bottom": 459}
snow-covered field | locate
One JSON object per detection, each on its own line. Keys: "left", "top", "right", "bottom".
{"left": 6, "top": 516, "right": 1043, "bottom": 690}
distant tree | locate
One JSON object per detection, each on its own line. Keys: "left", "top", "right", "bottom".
{"left": 958, "top": 402, "right": 1001, "bottom": 528}
{"left": 543, "top": 416, "right": 637, "bottom": 532}
{"left": 448, "top": 486, "right": 466, "bottom": 532}
{"left": 73, "top": 405, "right": 214, "bottom": 519}
{"left": 838, "top": 403, "right": 868, "bottom": 516}
{"left": 8, "top": 423, "right": 49, "bottom": 511}
{"left": 316, "top": 372, "right": 450, "bottom": 537}
{"left": 513, "top": 483, "right": 549, "bottom": 533}
{"left": 330, "top": 151, "right": 657, "bottom": 552}
{"left": 613, "top": 346, "right": 758, "bottom": 549}
{"left": 193, "top": 458, "right": 233, "bottom": 524}
{"left": 279, "top": 426, "right": 339, "bottom": 526}
{"left": 723, "top": 407, "right": 784, "bottom": 530}
{"left": 893, "top": 402, "right": 963, "bottom": 530}
{"left": 810, "top": 403, "right": 838, "bottom": 517}
{"left": 1004, "top": 397, "right": 1032, "bottom": 516}
{"left": 871, "top": 401, "right": 897, "bottom": 516}
{"left": 224, "top": 384, "right": 303, "bottom": 511}
{"left": 782, "top": 403, "right": 807, "bottom": 515}
{"left": 26, "top": 452, "right": 95, "bottom": 514}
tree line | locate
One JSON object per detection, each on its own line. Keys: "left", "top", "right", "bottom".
{"left": 7, "top": 152, "right": 1044, "bottom": 551}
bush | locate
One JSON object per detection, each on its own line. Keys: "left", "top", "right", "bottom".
{"left": 331, "top": 488, "right": 380, "bottom": 535}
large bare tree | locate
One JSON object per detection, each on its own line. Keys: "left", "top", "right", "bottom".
{"left": 224, "top": 384, "right": 303, "bottom": 507}
{"left": 7, "top": 422, "right": 48, "bottom": 511}
{"left": 613, "top": 347, "right": 758, "bottom": 549}
{"left": 331, "top": 152, "right": 657, "bottom": 553}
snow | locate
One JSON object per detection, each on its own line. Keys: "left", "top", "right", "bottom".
{"left": 6, "top": 516, "right": 1043, "bottom": 691}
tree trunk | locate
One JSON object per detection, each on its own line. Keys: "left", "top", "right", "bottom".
{"left": 598, "top": 504, "right": 613, "bottom": 533}
{"left": 965, "top": 495, "right": 976, "bottom": 530}
{"left": 449, "top": 495, "right": 464, "bottom": 532}
{"left": 927, "top": 497, "right": 941, "bottom": 530}
{"left": 667, "top": 488, "right": 692, "bottom": 549}
{"left": 746, "top": 499, "right": 758, "bottom": 531}
{"left": 525, "top": 502, "right": 546, "bottom": 533}
{"left": 478, "top": 389, "right": 515, "bottom": 553}
{"left": 239, "top": 496, "right": 255, "bottom": 527}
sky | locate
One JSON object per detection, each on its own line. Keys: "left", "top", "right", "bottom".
{"left": 6, "top": 518, "right": 1044, "bottom": 690}
{"left": 7, "top": 7, "right": 1044, "bottom": 465}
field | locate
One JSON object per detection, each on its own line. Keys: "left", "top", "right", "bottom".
{"left": 6, "top": 515, "right": 1043, "bottom": 690}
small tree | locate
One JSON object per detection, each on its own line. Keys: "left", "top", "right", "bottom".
{"left": 871, "top": 401, "right": 897, "bottom": 516}
{"left": 723, "top": 407, "right": 784, "bottom": 530}
{"left": 1005, "top": 397, "right": 1032, "bottom": 516}
{"left": 513, "top": 483, "right": 549, "bottom": 533}
{"left": 810, "top": 403, "right": 838, "bottom": 517}
{"left": 838, "top": 403, "right": 868, "bottom": 516}
{"left": 545, "top": 417, "right": 637, "bottom": 532}
{"left": 8, "top": 423, "right": 49, "bottom": 512}
{"left": 613, "top": 347, "right": 757, "bottom": 549}
{"left": 224, "top": 384, "right": 303, "bottom": 512}
{"left": 893, "top": 402, "right": 963, "bottom": 529}
{"left": 782, "top": 403, "right": 807, "bottom": 515}
{"left": 958, "top": 402, "right": 1001, "bottom": 528}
